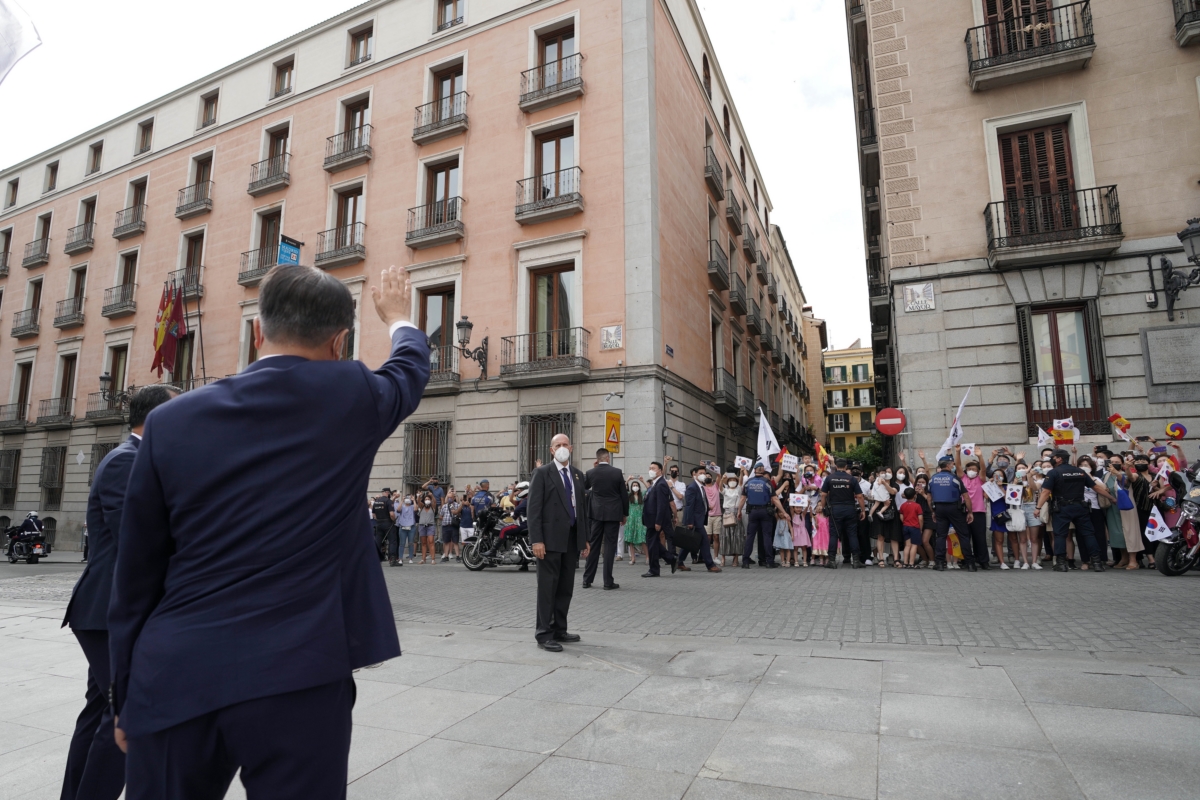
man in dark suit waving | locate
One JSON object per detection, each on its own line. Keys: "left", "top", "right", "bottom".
{"left": 527, "top": 433, "right": 588, "bottom": 651}
{"left": 642, "top": 460, "right": 677, "bottom": 577}
{"left": 108, "top": 265, "right": 429, "bottom": 800}
{"left": 59, "top": 385, "right": 178, "bottom": 800}
{"left": 582, "top": 448, "right": 628, "bottom": 590}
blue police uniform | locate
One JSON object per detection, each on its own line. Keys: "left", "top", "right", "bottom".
{"left": 819, "top": 470, "right": 862, "bottom": 565}
{"left": 742, "top": 475, "right": 777, "bottom": 567}
{"left": 470, "top": 489, "right": 493, "bottom": 519}
{"left": 928, "top": 468, "right": 976, "bottom": 566}
{"left": 1041, "top": 463, "right": 1101, "bottom": 565}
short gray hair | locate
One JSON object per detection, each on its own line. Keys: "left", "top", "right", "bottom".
{"left": 259, "top": 265, "right": 354, "bottom": 347}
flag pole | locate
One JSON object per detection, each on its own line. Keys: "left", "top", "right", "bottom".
{"left": 194, "top": 270, "right": 207, "bottom": 381}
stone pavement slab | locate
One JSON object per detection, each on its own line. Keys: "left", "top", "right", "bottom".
{"left": 555, "top": 708, "right": 729, "bottom": 775}
{"left": 879, "top": 692, "right": 1049, "bottom": 749}
{"left": 615, "top": 675, "right": 755, "bottom": 720}
{"left": 876, "top": 737, "right": 1085, "bottom": 800}
{"left": 438, "top": 697, "right": 602, "bottom": 754}
{"left": 500, "top": 755, "right": 694, "bottom": 800}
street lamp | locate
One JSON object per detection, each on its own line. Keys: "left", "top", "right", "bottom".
{"left": 98, "top": 372, "right": 133, "bottom": 408}
{"left": 455, "top": 315, "right": 488, "bottom": 380}
{"left": 1155, "top": 218, "right": 1200, "bottom": 321}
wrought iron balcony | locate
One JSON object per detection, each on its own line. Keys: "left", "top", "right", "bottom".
{"left": 101, "top": 284, "right": 137, "bottom": 318}
{"left": 426, "top": 344, "right": 460, "bottom": 395}
{"left": 248, "top": 154, "right": 290, "bottom": 196}
{"left": 85, "top": 391, "right": 128, "bottom": 423}
{"left": 707, "top": 239, "right": 729, "bottom": 290}
{"left": 742, "top": 229, "right": 757, "bottom": 263}
{"left": 1177, "top": 0, "right": 1200, "bottom": 46}
{"left": 850, "top": 4, "right": 864, "bottom": 17}
{"left": 704, "top": 146, "right": 723, "bottom": 200}
{"left": 725, "top": 190, "right": 743, "bottom": 234}
{"left": 771, "top": 336, "right": 782, "bottom": 363}
{"left": 315, "top": 223, "right": 366, "bottom": 269}
{"left": 984, "top": 185, "right": 1122, "bottom": 268}
{"left": 864, "top": 185, "right": 879, "bottom": 204}
{"left": 500, "top": 328, "right": 590, "bottom": 385}
{"left": 176, "top": 181, "right": 213, "bottom": 219}
{"left": 65, "top": 223, "right": 94, "bottom": 255}
{"left": 965, "top": 1, "right": 1095, "bottom": 91}
{"left": 516, "top": 167, "right": 583, "bottom": 224}
{"left": 413, "top": 92, "right": 468, "bottom": 144}
{"left": 871, "top": 321, "right": 889, "bottom": 342}
{"left": 324, "top": 125, "right": 373, "bottom": 171}
{"left": 36, "top": 397, "right": 74, "bottom": 428}
{"left": 712, "top": 368, "right": 738, "bottom": 415}
{"left": 1025, "top": 383, "right": 1109, "bottom": 437}
{"left": 759, "top": 322, "right": 773, "bottom": 351}
{"left": 239, "top": 246, "right": 278, "bottom": 286}
{"left": 0, "top": 403, "right": 28, "bottom": 431}
{"left": 52, "top": 296, "right": 85, "bottom": 329}
{"left": 746, "top": 300, "right": 762, "bottom": 335}
{"left": 869, "top": 276, "right": 888, "bottom": 300}
{"left": 519, "top": 53, "right": 583, "bottom": 112}
{"left": 0, "top": 251, "right": 7, "bottom": 277}
{"left": 770, "top": 410, "right": 780, "bottom": 433}
{"left": 437, "top": 13, "right": 463, "bottom": 32}
{"left": 859, "top": 107, "right": 877, "bottom": 148}
{"left": 767, "top": 274, "right": 778, "bottom": 302}
{"left": 169, "top": 266, "right": 204, "bottom": 299}
{"left": 736, "top": 387, "right": 755, "bottom": 424}
{"left": 113, "top": 204, "right": 146, "bottom": 239}
{"left": 164, "top": 376, "right": 218, "bottom": 393}
{"left": 11, "top": 308, "right": 39, "bottom": 338}
{"left": 406, "top": 197, "right": 464, "bottom": 249}
{"left": 728, "top": 272, "right": 747, "bottom": 316}
{"left": 22, "top": 238, "right": 50, "bottom": 268}
{"left": 755, "top": 254, "right": 769, "bottom": 286}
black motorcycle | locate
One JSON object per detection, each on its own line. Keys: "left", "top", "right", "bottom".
{"left": 1156, "top": 464, "right": 1200, "bottom": 577}
{"left": 6, "top": 525, "right": 48, "bottom": 564}
{"left": 462, "top": 508, "right": 536, "bottom": 571}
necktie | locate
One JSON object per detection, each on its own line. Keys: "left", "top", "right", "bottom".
{"left": 561, "top": 468, "right": 575, "bottom": 526}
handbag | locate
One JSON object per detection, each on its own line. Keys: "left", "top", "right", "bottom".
{"left": 878, "top": 506, "right": 896, "bottom": 522}
{"left": 1038, "top": 503, "right": 1052, "bottom": 525}
{"left": 1006, "top": 510, "right": 1026, "bottom": 532}
{"left": 1117, "top": 487, "right": 1134, "bottom": 511}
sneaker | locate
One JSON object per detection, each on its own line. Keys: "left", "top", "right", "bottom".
{"left": 1031, "top": 562, "right": 1042, "bottom": 570}
{"left": 864, "top": 558, "right": 874, "bottom": 566}
{"left": 1000, "top": 562, "right": 1010, "bottom": 570}
{"left": 441, "top": 555, "right": 449, "bottom": 563}
{"left": 1020, "top": 562, "right": 1030, "bottom": 570}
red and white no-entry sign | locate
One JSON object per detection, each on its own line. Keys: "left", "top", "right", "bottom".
{"left": 875, "top": 408, "right": 907, "bottom": 437}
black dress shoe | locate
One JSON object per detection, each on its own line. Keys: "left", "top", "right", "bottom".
{"left": 603, "top": 583, "right": 619, "bottom": 590}
{"left": 554, "top": 633, "right": 581, "bottom": 643}
{"left": 670, "top": 561, "right": 677, "bottom": 575}
{"left": 642, "top": 571, "right": 658, "bottom": 578}
{"left": 537, "top": 641, "right": 563, "bottom": 652}
{"left": 741, "top": 562, "right": 751, "bottom": 569}
{"left": 967, "top": 561, "right": 978, "bottom": 572}
{"left": 582, "top": 582, "right": 592, "bottom": 589}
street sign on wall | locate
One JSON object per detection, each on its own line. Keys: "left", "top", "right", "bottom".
{"left": 278, "top": 235, "right": 302, "bottom": 266}
{"left": 875, "top": 407, "right": 907, "bottom": 437}
{"left": 605, "top": 411, "right": 621, "bottom": 454}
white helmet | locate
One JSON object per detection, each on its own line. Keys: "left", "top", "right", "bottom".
{"left": 26, "top": 511, "right": 38, "bottom": 518}
{"left": 514, "top": 481, "right": 531, "bottom": 500}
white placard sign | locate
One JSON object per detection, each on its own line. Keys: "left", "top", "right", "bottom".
{"left": 982, "top": 482, "right": 1004, "bottom": 503}
{"left": 734, "top": 456, "right": 753, "bottom": 470}
{"left": 780, "top": 454, "right": 799, "bottom": 473}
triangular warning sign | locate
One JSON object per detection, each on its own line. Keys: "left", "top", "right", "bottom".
{"left": 607, "top": 426, "right": 619, "bottom": 443}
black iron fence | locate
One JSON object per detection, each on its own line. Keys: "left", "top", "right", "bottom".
{"left": 239, "top": 246, "right": 278, "bottom": 285}
{"left": 11, "top": 308, "right": 39, "bottom": 336}
{"left": 1177, "top": 0, "right": 1200, "bottom": 29}
{"left": 176, "top": 181, "right": 213, "bottom": 215}
{"left": 414, "top": 92, "right": 467, "bottom": 136}
{"left": 85, "top": 391, "right": 127, "bottom": 421}
{"left": 516, "top": 167, "right": 581, "bottom": 213}
{"left": 1025, "top": 383, "right": 1109, "bottom": 436}
{"left": 966, "top": 1, "right": 1094, "bottom": 73}
{"left": 101, "top": 284, "right": 137, "bottom": 316}
{"left": 708, "top": 239, "right": 729, "bottom": 288}
{"left": 249, "top": 154, "right": 290, "bottom": 192}
{"left": 113, "top": 204, "right": 146, "bottom": 235}
{"left": 315, "top": 222, "right": 366, "bottom": 263}
{"left": 53, "top": 296, "right": 85, "bottom": 327}
{"left": 22, "top": 238, "right": 50, "bottom": 266}
{"left": 65, "top": 223, "right": 94, "bottom": 252}
{"left": 985, "top": 185, "right": 1121, "bottom": 251}
{"left": 429, "top": 344, "right": 460, "bottom": 383}
{"left": 324, "top": 125, "right": 373, "bottom": 165}
{"left": 520, "top": 53, "right": 582, "bottom": 103}
{"left": 407, "top": 197, "right": 463, "bottom": 238}
{"left": 169, "top": 266, "right": 204, "bottom": 298}
{"left": 501, "top": 328, "right": 590, "bottom": 376}
{"left": 36, "top": 397, "right": 74, "bottom": 423}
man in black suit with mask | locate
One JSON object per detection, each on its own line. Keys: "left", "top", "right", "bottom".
{"left": 582, "top": 448, "right": 628, "bottom": 590}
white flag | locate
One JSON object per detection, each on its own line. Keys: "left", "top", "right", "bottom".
{"left": 0, "top": 1, "right": 40, "bottom": 86}
{"left": 1036, "top": 426, "right": 1053, "bottom": 448}
{"left": 936, "top": 387, "right": 972, "bottom": 459}
{"left": 1145, "top": 505, "right": 1172, "bottom": 542}
{"left": 757, "top": 407, "right": 780, "bottom": 469}
{"left": 1156, "top": 459, "right": 1174, "bottom": 481}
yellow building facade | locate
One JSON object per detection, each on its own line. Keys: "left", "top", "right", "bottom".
{"left": 823, "top": 342, "right": 874, "bottom": 453}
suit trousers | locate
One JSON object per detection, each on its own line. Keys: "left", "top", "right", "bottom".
{"left": 967, "top": 514, "right": 989, "bottom": 565}
{"left": 933, "top": 502, "right": 975, "bottom": 563}
{"left": 583, "top": 519, "right": 619, "bottom": 587}
{"left": 828, "top": 506, "right": 861, "bottom": 560}
{"left": 124, "top": 678, "right": 355, "bottom": 800}
{"left": 1053, "top": 503, "right": 1099, "bottom": 558}
{"left": 679, "top": 527, "right": 717, "bottom": 569}
{"left": 536, "top": 543, "right": 579, "bottom": 642}
{"left": 743, "top": 508, "right": 776, "bottom": 564}
{"left": 61, "top": 628, "right": 125, "bottom": 800}
{"left": 645, "top": 523, "right": 676, "bottom": 576}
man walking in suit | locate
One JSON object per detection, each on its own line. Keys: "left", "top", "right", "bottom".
{"left": 682, "top": 465, "right": 723, "bottom": 573}
{"left": 108, "top": 265, "right": 429, "bottom": 800}
{"left": 527, "top": 433, "right": 588, "bottom": 651}
{"left": 642, "top": 460, "right": 677, "bottom": 577}
{"left": 582, "top": 448, "right": 628, "bottom": 590}
{"left": 59, "top": 385, "right": 178, "bottom": 800}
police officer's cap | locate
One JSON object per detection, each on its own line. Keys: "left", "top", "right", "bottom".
{"left": 1051, "top": 449, "right": 1071, "bottom": 462}
{"left": 937, "top": 456, "right": 954, "bottom": 466}
{"left": 834, "top": 458, "right": 848, "bottom": 468}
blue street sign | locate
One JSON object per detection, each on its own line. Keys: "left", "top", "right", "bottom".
{"left": 278, "top": 235, "right": 302, "bottom": 266}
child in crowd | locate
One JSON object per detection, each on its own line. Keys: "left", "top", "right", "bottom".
{"left": 811, "top": 506, "right": 830, "bottom": 567}
{"left": 899, "top": 487, "right": 923, "bottom": 568}
{"left": 774, "top": 506, "right": 795, "bottom": 567}
{"left": 791, "top": 500, "right": 811, "bottom": 567}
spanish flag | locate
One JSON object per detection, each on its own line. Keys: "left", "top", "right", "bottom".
{"left": 1107, "top": 413, "right": 1131, "bottom": 434}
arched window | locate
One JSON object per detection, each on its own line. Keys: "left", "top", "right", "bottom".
{"left": 702, "top": 54, "right": 712, "bottom": 98}
{"left": 739, "top": 147, "right": 745, "bottom": 178}
{"left": 722, "top": 106, "right": 730, "bottom": 141}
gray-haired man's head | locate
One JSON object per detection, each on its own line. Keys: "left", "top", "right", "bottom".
{"left": 259, "top": 266, "right": 354, "bottom": 348}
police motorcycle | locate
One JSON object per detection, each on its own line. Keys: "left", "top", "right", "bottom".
{"left": 6, "top": 513, "right": 49, "bottom": 564}
{"left": 462, "top": 484, "right": 536, "bottom": 571}
{"left": 1155, "top": 463, "right": 1200, "bottom": 577}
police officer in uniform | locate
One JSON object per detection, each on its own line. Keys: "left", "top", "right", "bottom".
{"left": 813, "top": 458, "right": 867, "bottom": 569}
{"left": 1037, "top": 449, "right": 1105, "bottom": 573}
{"left": 928, "top": 456, "right": 975, "bottom": 571}
{"left": 371, "top": 489, "right": 395, "bottom": 562}
{"left": 737, "top": 463, "right": 784, "bottom": 568}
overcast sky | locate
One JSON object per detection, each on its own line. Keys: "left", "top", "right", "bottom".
{"left": 0, "top": 0, "right": 869, "bottom": 349}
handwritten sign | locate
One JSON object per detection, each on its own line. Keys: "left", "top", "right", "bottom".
{"left": 982, "top": 481, "right": 1004, "bottom": 503}
{"left": 780, "top": 454, "right": 799, "bottom": 474}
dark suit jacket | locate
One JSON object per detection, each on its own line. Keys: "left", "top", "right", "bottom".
{"left": 643, "top": 477, "right": 675, "bottom": 534}
{"left": 108, "top": 326, "right": 430, "bottom": 737}
{"left": 62, "top": 436, "right": 138, "bottom": 631}
{"left": 527, "top": 462, "right": 588, "bottom": 553}
{"left": 683, "top": 481, "right": 709, "bottom": 531}
{"left": 584, "top": 462, "right": 628, "bottom": 522}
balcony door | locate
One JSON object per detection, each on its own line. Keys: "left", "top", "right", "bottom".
{"left": 426, "top": 160, "right": 460, "bottom": 225}
{"left": 1030, "top": 307, "right": 1093, "bottom": 413}
{"left": 109, "top": 345, "right": 128, "bottom": 393}
{"left": 999, "top": 124, "right": 1075, "bottom": 237}
{"left": 58, "top": 355, "right": 76, "bottom": 403}
{"left": 193, "top": 155, "right": 212, "bottom": 186}
{"left": 985, "top": 0, "right": 1055, "bottom": 57}
{"left": 259, "top": 211, "right": 281, "bottom": 255}
{"left": 336, "top": 187, "right": 363, "bottom": 247}
{"left": 172, "top": 333, "right": 194, "bottom": 385}
{"left": 344, "top": 99, "right": 369, "bottom": 145}
{"left": 434, "top": 66, "right": 463, "bottom": 121}
{"left": 539, "top": 26, "right": 576, "bottom": 88}
{"left": 119, "top": 253, "right": 137, "bottom": 287}
{"left": 185, "top": 233, "right": 204, "bottom": 284}
{"left": 535, "top": 127, "right": 575, "bottom": 200}
{"left": 420, "top": 287, "right": 455, "bottom": 373}
{"left": 130, "top": 180, "right": 147, "bottom": 210}
{"left": 530, "top": 265, "right": 575, "bottom": 361}
{"left": 15, "top": 363, "right": 32, "bottom": 410}
{"left": 81, "top": 199, "right": 96, "bottom": 227}
{"left": 28, "top": 280, "right": 41, "bottom": 312}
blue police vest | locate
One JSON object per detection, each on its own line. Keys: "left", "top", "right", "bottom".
{"left": 744, "top": 477, "right": 773, "bottom": 506}
{"left": 928, "top": 471, "right": 963, "bottom": 504}
{"left": 471, "top": 491, "right": 492, "bottom": 517}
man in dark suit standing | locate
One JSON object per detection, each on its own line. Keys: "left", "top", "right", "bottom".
{"left": 527, "top": 432, "right": 588, "bottom": 651}
{"left": 642, "top": 460, "right": 677, "bottom": 577}
{"left": 59, "top": 385, "right": 178, "bottom": 800}
{"left": 681, "top": 465, "right": 722, "bottom": 573}
{"left": 582, "top": 448, "right": 628, "bottom": 590}
{"left": 108, "top": 265, "right": 429, "bottom": 800}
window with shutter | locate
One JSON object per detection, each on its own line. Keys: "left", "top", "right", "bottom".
{"left": 40, "top": 446, "right": 67, "bottom": 512}
{"left": 984, "top": 1, "right": 1055, "bottom": 58}
{"left": 0, "top": 449, "right": 18, "bottom": 509}
{"left": 404, "top": 420, "right": 451, "bottom": 489}
{"left": 89, "top": 442, "right": 118, "bottom": 485}
{"left": 1015, "top": 305, "right": 1036, "bottom": 386}
{"left": 999, "top": 124, "right": 1075, "bottom": 238}
{"left": 1084, "top": 299, "right": 1105, "bottom": 381}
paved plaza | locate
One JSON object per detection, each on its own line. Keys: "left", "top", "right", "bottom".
{"left": 2, "top": 557, "right": 1199, "bottom": 799}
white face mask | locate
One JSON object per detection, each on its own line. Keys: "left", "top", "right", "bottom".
{"left": 554, "top": 446, "right": 571, "bottom": 464}
{"left": 884, "top": 472, "right": 892, "bottom": 480}
{"left": 896, "top": 472, "right": 906, "bottom": 481}
{"left": 966, "top": 470, "right": 978, "bottom": 479}
{"left": 424, "top": 500, "right": 431, "bottom": 506}
{"left": 727, "top": 481, "right": 737, "bottom": 488}
{"left": 649, "top": 469, "right": 659, "bottom": 479}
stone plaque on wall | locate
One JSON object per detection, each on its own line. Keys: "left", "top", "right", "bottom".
{"left": 903, "top": 283, "right": 935, "bottom": 312}
{"left": 1141, "top": 324, "right": 1200, "bottom": 403}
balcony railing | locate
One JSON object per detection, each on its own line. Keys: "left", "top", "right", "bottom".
{"left": 406, "top": 197, "right": 464, "bottom": 248}
{"left": 85, "top": 391, "right": 128, "bottom": 422}
{"left": 22, "top": 238, "right": 50, "bottom": 268}
{"left": 11, "top": 308, "right": 39, "bottom": 338}
{"left": 713, "top": 368, "right": 738, "bottom": 414}
{"left": 770, "top": 410, "right": 780, "bottom": 433}
{"left": 704, "top": 146, "right": 724, "bottom": 199}
{"left": 767, "top": 274, "right": 778, "bottom": 302}
{"left": 771, "top": 336, "right": 782, "bottom": 362}
{"left": 850, "top": 3, "right": 864, "bottom": 16}
{"left": 101, "top": 284, "right": 137, "bottom": 318}
{"left": 516, "top": 167, "right": 582, "bottom": 223}
{"left": 176, "top": 181, "right": 213, "bottom": 219}
{"left": 965, "top": 1, "right": 1094, "bottom": 75}
{"left": 239, "top": 246, "right": 278, "bottom": 286}
{"left": 754, "top": 254, "right": 769, "bottom": 285}
{"left": 169, "top": 266, "right": 204, "bottom": 299}
{"left": 65, "top": 223, "right": 94, "bottom": 255}
{"left": 113, "top": 204, "right": 147, "bottom": 239}
{"left": 324, "top": 125, "right": 373, "bottom": 171}
{"left": 742, "top": 229, "right": 757, "bottom": 263}
{"left": 1025, "top": 383, "right": 1109, "bottom": 436}
{"left": 36, "top": 397, "right": 74, "bottom": 427}
{"left": 314, "top": 222, "right": 366, "bottom": 268}
{"left": 746, "top": 300, "right": 762, "bottom": 335}
{"left": 1177, "top": 0, "right": 1200, "bottom": 42}
{"left": 736, "top": 387, "right": 755, "bottom": 423}
{"left": 437, "top": 14, "right": 463, "bottom": 32}
{"left": 0, "top": 251, "right": 7, "bottom": 277}
{"left": 868, "top": 276, "right": 888, "bottom": 299}
{"left": 984, "top": 185, "right": 1121, "bottom": 255}
{"left": 864, "top": 185, "right": 879, "bottom": 204}
{"left": 729, "top": 272, "right": 748, "bottom": 316}
{"left": 53, "top": 296, "right": 85, "bottom": 329}
{"left": 413, "top": 92, "right": 468, "bottom": 142}
{"left": 248, "top": 154, "right": 290, "bottom": 195}
{"left": 427, "top": 344, "right": 460, "bottom": 393}
{"left": 725, "top": 190, "right": 743, "bottom": 234}
{"left": 707, "top": 239, "right": 729, "bottom": 290}
{"left": 519, "top": 53, "right": 583, "bottom": 111}
{"left": 759, "top": 322, "right": 773, "bottom": 351}
{"left": 501, "top": 327, "right": 590, "bottom": 379}
{"left": 164, "top": 376, "right": 218, "bottom": 393}
{"left": 860, "top": 107, "right": 877, "bottom": 147}
{"left": 0, "top": 403, "right": 28, "bottom": 430}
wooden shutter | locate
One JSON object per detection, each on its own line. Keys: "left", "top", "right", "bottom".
{"left": 1015, "top": 305, "right": 1036, "bottom": 386}
{"left": 999, "top": 124, "right": 1074, "bottom": 235}
{"left": 1084, "top": 298, "right": 1105, "bottom": 381}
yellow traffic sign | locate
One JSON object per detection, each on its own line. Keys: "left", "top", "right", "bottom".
{"left": 605, "top": 411, "right": 621, "bottom": 454}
